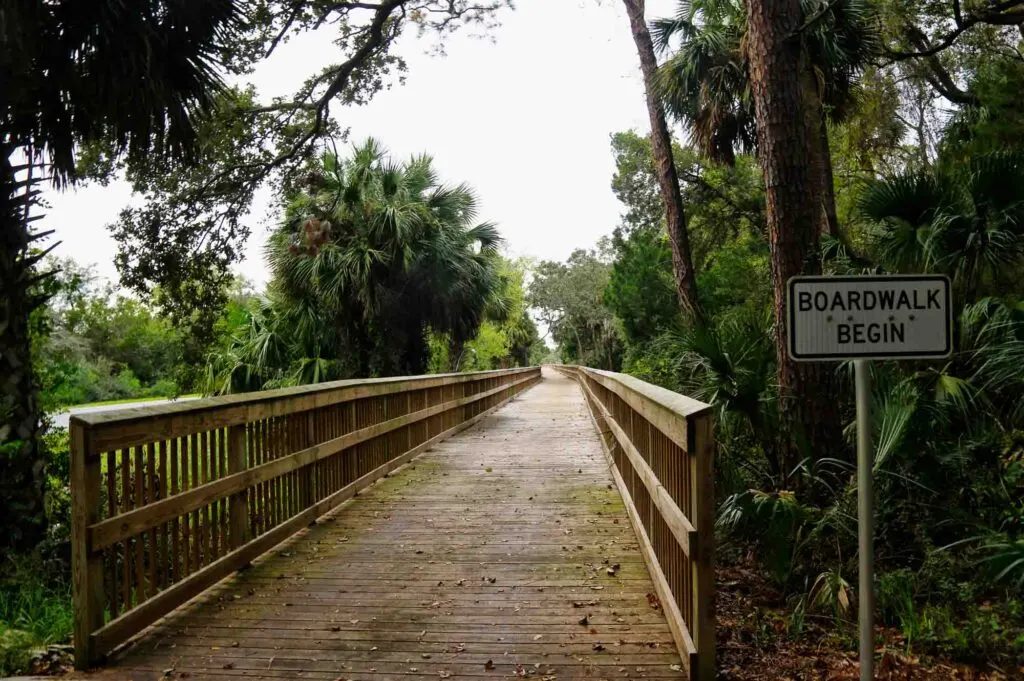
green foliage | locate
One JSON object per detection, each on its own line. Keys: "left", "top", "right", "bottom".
{"left": 605, "top": 225, "right": 679, "bottom": 345}
{"left": 457, "top": 257, "right": 541, "bottom": 371}
{"left": 32, "top": 257, "right": 189, "bottom": 411}
{"left": 0, "top": 560, "right": 73, "bottom": 676}
{"left": 206, "top": 139, "right": 506, "bottom": 391}
{"left": 529, "top": 246, "right": 624, "bottom": 370}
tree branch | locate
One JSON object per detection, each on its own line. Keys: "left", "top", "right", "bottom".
{"left": 883, "top": 0, "right": 1024, "bottom": 61}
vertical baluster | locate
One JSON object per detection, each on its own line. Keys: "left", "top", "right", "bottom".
{"left": 120, "top": 448, "right": 132, "bottom": 610}
{"left": 181, "top": 437, "right": 192, "bottom": 577}
{"left": 170, "top": 438, "right": 180, "bottom": 583}
{"left": 145, "top": 444, "right": 157, "bottom": 598}
{"left": 203, "top": 432, "right": 214, "bottom": 564}
{"left": 219, "top": 429, "right": 228, "bottom": 551}
{"left": 159, "top": 441, "right": 169, "bottom": 590}
{"left": 249, "top": 422, "right": 259, "bottom": 537}
{"left": 133, "top": 446, "right": 145, "bottom": 602}
{"left": 270, "top": 418, "right": 281, "bottom": 529}
{"left": 208, "top": 431, "right": 219, "bottom": 560}
{"left": 106, "top": 451, "right": 118, "bottom": 619}
{"left": 189, "top": 433, "right": 200, "bottom": 570}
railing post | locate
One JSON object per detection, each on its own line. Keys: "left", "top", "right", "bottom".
{"left": 71, "top": 420, "right": 104, "bottom": 668}
{"left": 228, "top": 424, "right": 249, "bottom": 549}
{"left": 690, "top": 412, "right": 716, "bottom": 681}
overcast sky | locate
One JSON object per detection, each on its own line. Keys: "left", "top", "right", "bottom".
{"left": 43, "top": 0, "right": 676, "bottom": 289}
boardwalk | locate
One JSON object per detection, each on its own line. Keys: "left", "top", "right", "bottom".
{"left": 92, "top": 369, "right": 687, "bottom": 680}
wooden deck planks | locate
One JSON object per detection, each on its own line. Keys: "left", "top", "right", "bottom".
{"left": 90, "top": 368, "right": 686, "bottom": 680}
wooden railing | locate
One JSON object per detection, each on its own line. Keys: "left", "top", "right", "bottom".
{"left": 70, "top": 367, "right": 541, "bottom": 667}
{"left": 553, "top": 365, "right": 715, "bottom": 681}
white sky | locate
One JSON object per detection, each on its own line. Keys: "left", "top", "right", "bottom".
{"left": 43, "top": 0, "right": 676, "bottom": 289}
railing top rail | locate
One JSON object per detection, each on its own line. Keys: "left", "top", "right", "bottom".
{"left": 71, "top": 367, "right": 536, "bottom": 429}
{"left": 555, "top": 365, "right": 712, "bottom": 418}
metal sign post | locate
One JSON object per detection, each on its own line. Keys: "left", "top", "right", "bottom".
{"left": 855, "top": 359, "right": 874, "bottom": 681}
{"left": 788, "top": 275, "right": 952, "bottom": 681}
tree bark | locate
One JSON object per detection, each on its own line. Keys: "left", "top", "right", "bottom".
{"left": 744, "top": 0, "right": 842, "bottom": 484}
{"left": 621, "top": 0, "right": 704, "bottom": 324}
{"left": 818, "top": 115, "right": 839, "bottom": 238}
{"left": 0, "top": 146, "right": 48, "bottom": 551}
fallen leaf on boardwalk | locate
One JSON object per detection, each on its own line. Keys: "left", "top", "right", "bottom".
{"left": 439, "top": 672, "right": 452, "bottom": 678}
{"left": 349, "top": 619, "right": 359, "bottom": 624}
{"left": 533, "top": 634, "right": 544, "bottom": 640}
{"left": 591, "top": 586, "right": 604, "bottom": 590}
{"left": 328, "top": 626, "right": 341, "bottom": 632}
{"left": 422, "top": 653, "right": 431, "bottom": 659}
{"left": 577, "top": 615, "right": 589, "bottom": 626}
{"left": 515, "top": 664, "right": 527, "bottom": 677}
{"left": 484, "top": 659, "right": 495, "bottom": 670}
{"left": 670, "top": 664, "right": 682, "bottom": 672}
{"left": 488, "top": 577, "right": 497, "bottom": 583}
{"left": 646, "top": 593, "right": 661, "bottom": 610}
{"left": 607, "top": 563, "right": 620, "bottom": 576}
{"left": 222, "top": 663, "right": 234, "bottom": 670}
{"left": 593, "top": 643, "right": 605, "bottom": 651}
{"left": 231, "top": 641, "right": 239, "bottom": 647}
{"left": 370, "top": 646, "right": 378, "bottom": 651}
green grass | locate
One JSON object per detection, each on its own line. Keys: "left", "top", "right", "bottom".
{"left": 68, "top": 393, "right": 200, "bottom": 409}
{"left": 0, "top": 564, "right": 73, "bottom": 676}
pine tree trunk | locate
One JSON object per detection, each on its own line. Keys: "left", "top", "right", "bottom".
{"left": 744, "top": 0, "right": 842, "bottom": 485}
{"left": 621, "top": 0, "right": 704, "bottom": 324}
{"left": 0, "top": 146, "right": 48, "bottom": 551}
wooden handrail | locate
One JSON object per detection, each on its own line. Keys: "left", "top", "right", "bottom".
{"left": 71, "top": 367, "right": 541, "bottom": 668}
{"left": 552, "top": 365, "right": 715, "bottom": 681}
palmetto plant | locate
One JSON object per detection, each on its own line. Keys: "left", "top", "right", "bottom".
{"left": 859, "top": 152, "right": 1024, "bottom": 302}
{"left": 206, "top": 139, "right": 503, "bottom": 392}
{"left": 1, "top": 0, "right": 244, "bottom": 549}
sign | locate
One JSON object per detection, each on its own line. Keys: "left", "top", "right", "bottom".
{"left": 788, "top": 275, "right": 952, "bottom": 361}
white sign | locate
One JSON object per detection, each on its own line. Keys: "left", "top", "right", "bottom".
{"left": 788, "top": 275, "right": 952, "bottom": 361}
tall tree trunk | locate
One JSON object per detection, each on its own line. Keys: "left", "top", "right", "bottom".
{"left": 744, "top": 0, "right": 842, "bottom": 484}
{"left": 819, "top": 115, "right": 839, "bottom": 238}
{"left": 621, "top": 0, "right": 704, "bottom": 324}
{"left": 0, "top": 146, "right": 48, "bottom": 551}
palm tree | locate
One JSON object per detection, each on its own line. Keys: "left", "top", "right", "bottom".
{"left": 0, "top": 0, "right": 244, "bottom": 550}
{"left": 652, "top": 0, "right": 878, "bottom": 234}
{"left": 208, "top": 139, "right": 503, "bottom": 390}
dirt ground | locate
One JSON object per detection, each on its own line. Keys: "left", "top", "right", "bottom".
{"left": 715, "top": 561, "right": 1022, "bottom": 681}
